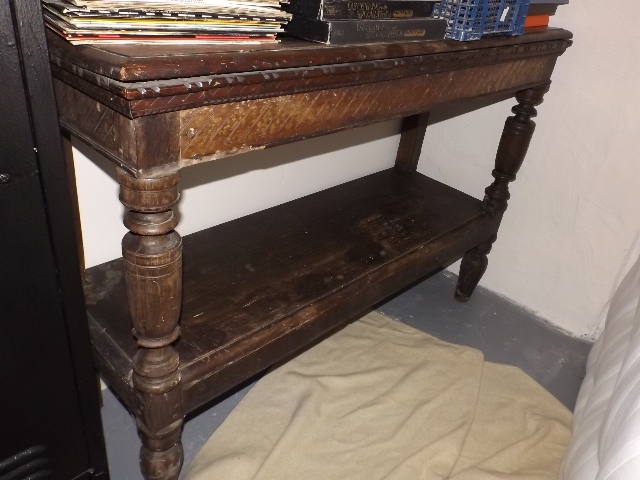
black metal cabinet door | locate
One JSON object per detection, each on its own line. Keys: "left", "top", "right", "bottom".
{"left": 0, "top": 0, "right": 109, "bottom": 478}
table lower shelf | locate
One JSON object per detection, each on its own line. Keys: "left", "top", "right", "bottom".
{"left": 85, "top": 169, "right": 494, "bottom": 413}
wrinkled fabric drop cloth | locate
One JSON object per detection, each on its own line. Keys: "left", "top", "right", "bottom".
{"left": 184, "top": 312, "right": 572, "bottom": 480}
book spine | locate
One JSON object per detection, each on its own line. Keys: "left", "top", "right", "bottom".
{"left": 524, "top": 14, "right": 549, "bottom": 28}
{"left": 286, "top": 17, "right": 446, "bottom": 44}
{"left": 286, "top": 0, "right": 435, "bottom": 20}
{"left": 322, "top": 2, "right": 434, "bottom": 20}
{"left": 527, "top": 4, "right": 558, "bottom": 16}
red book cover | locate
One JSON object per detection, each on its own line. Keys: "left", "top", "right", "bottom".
{"left": 524, "top": 14, "right": 550, "bottom": 28}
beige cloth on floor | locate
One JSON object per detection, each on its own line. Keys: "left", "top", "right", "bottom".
{"left": 184, "top": 312, "right": 572, "bottom": 480}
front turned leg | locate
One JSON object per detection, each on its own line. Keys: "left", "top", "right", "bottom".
{"left": 455, "top": 84, "right": 549, "bottom": 302}
{"left": 117, "top": 169, "right": 184, "bottom": 480}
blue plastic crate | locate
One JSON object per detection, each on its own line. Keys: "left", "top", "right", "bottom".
{"left": 433, "top": 0, "right": 530, "bottom": 41}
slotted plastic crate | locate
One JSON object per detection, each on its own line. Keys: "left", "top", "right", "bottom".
{"left": 433, "top": 0, "right": 530, "bottom": 41}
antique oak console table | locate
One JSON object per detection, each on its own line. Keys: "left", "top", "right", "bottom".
{"left": 48, "top": 28, "right": 572, "bottom": 479}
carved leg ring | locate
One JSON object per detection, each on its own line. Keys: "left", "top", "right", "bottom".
{"left": 117, "top": 168, "right": 184, "bottom": 480}
{"left": 455, "top": 84, "right": 549, "bottom": 302}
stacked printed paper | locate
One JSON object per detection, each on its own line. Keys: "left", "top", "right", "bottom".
{"left": 43, "top": 0, "right": 291, "bottom": 44}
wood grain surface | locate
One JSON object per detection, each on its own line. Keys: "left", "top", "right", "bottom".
{"left": 84, "top": 170, "right": 494, "bottom": 413}
{"left": 51, "top": 29, "right": 572, "bottom": 176}
{"left": 55, "top": 52, "right": 559, "bottom": 176}
{"left": 56, "top": 28, "right": 574, "bottom": 480}
{"left": 50, "top": 33, "right": 571, "bottom": 117}
{"left": 47, "top": 28, "right": 571, "bottom": 82}
{"left": 178, "top": 55, "right": 556, "bottom": 167}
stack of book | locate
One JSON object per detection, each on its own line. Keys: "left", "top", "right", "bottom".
{"left": 525, "top": 0, "right": 568, "bottom": 29}
{"left": 285, "top": 0, "right": 445, "bottom": 44}
{"left": 43, "top": 0, "right": 292, "bottom": 45}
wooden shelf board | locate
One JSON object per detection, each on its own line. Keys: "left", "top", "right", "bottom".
{"left": 85, "top": 169, "right": 493, "bottom": 412}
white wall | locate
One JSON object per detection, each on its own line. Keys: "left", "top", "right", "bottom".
{"left": 419, "top": 1, "right": 640, "bottom": 337}
{"left": 73, "top": 2, "right": 640, "bottom": 338}
{"left": 73, "top": 121, "right": 401, "bottom": 268}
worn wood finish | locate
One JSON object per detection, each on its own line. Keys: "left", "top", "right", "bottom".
{"left": 49, "top": 34, "right": 571, "bottom": 118}
{"left": 484, "top": 84, "right": 550, "bottom": 215}
{"left": 52, "top": 30, "right": 571, "bottom": 479}
{"left": 51, "top": 31, "right": 572, "bottom": 177}
{"left": 47, "top": 28, "right": 570, "bottom": 82}
{"left": 54, "top": 81, "right": 138, "bottom": 174}
{"left": 53, "top": 81, "right": 182, "bottom": 176}
{"left": 454, "top": 84, "right": 549, "bottom": 301}
{"left": 116, "top": 169, "right": 184, "bottom": 479}
{"left": 85, "top": 170, "right": 494, "bottom": 413}
{"left": 177, "top": 56, "right": 556, "bottom": 169}
{"left": 56, "top": 52, "right": 560, "bottom": 177}
{"left": 395, "top": 113, "right": 430, "bottom": 173}
{"left": 455, "top": 235, "right": 496, "bottom": 302}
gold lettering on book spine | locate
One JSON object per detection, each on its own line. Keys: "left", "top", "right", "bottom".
{"left": 404, "top": 29, "right": 426, "bottom": 37}
{"left": 393, "top": 9, "right": 414, "bottom": 18}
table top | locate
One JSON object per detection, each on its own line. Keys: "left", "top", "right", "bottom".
{"left": 50, "top": 28, "right": 572, "bottom": 176}
{"left": 50, "top": 28, "right": 572, "bottom": 118}
{"left": 48, "top": 28, "right": 572, "bottom": 83}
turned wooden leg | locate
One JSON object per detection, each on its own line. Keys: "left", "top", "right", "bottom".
{"left": 455, "top": 84, "right": 549, "bottom": 302}
{"left": 395, "top": 113, "right": 430, "bottom": 173}
{"left": 455, "top": 235, "right": 496, "bottom": 302}
{"left": 117, "top": 168, "right": 184, "bottom": 480}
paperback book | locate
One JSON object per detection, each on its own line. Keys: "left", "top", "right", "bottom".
{"left": 42, "top": 0, "right": 290, "bottom": 44}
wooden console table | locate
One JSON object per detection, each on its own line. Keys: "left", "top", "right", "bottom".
{"left": 48, "top": 28, "right": 572, "bottom": 480}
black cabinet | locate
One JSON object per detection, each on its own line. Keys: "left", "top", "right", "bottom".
{"left": 0, "top": 0, "right": 109, "bottom": 478}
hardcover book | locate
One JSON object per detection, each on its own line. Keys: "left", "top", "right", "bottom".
{"left": 528, "top": 4, "right": 557, "bottom": 15}
{"left": 524, "top": 14, "right": 549, "bottom": 28}
{"left": 286, "top": 16, "right": 446, "bottom": 44}
{"left": 287, "top": 0, "right": 436, "bottom": 20}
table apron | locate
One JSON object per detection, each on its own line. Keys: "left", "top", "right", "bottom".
{"left": 55, "top": 54, "right": 558, "bottom": 178}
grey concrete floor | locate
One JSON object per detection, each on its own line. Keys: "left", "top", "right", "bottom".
{"left": 100, "top": 270, "right": 592, "bottom": 480}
